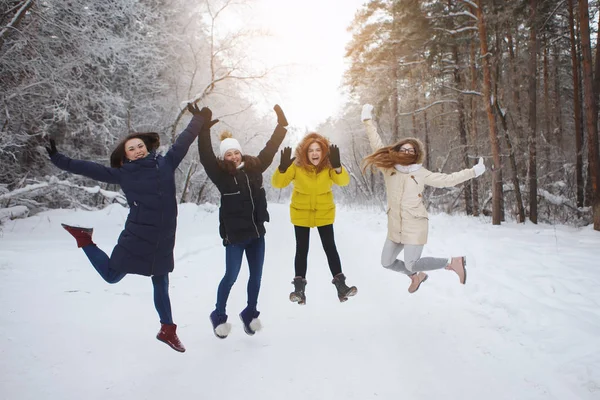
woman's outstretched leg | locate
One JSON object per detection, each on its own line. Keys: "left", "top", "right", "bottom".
{"left": 63, "top": 223, "right": 125, "bottom": 283}
{"left": 380, "top": 239, "right": 428, "bottom": 293}
{"left": 80, "top": 245, "right": 126, "bottom": 283}
{"left": 152, "top": 274, "right": 173, "bottom": 324}
{"left": 240, "top": 236, "right": 265, "bottom": 336}
{"left": 291, "top": 226, "right": 310, "bottom": 305}
{"left": 318, "top": 224, "right": 356, "bottom": 302}
{"left": 153, "top": 274, "right": 185, "bottom": 352}
{"left": 210, "top": 242, "right": 244, "bottom": 339}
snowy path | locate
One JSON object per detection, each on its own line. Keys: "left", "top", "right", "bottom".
{"left": 1, "top": 203, "right": 599, "bottom": 399}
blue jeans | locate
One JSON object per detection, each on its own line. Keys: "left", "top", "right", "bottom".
{"left": 215, "top": 236, "right": 265, "bottom": 315}
{"left": 82, "top": 244, "right": 173, "bottom": 324}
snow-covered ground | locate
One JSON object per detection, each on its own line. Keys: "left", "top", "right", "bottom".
{"left": 1, "top": 203, "right": 599, "bottom": 399}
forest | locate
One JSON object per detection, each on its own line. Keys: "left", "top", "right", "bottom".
{"left": 1, "top": 0, "right": 599, "bottom": 230}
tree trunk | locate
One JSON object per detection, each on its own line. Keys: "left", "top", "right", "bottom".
{"left": 453, "top": 44, "right": 473, "bottom": 215}
{"left": 527, "top": 0, "right": 539, "bottom": 224}
{"left": 553, "top": 44, "right": 563, "bottom": 148}
{"left": 578, "top": 0, "right": 600, "bottom": 230}
{"left": 179, "top": 161, "right": 197, "bottom": 204}
{"left": 496, "top": 101, "right": 526, "bottom": 222}
{"left": 507, "top": 27, "right": 528, "bottom": 184}
{"left": 543, "top": 36, "right": 551, "bottom": 161}
{"left": 568, "top": 0, "right": 584, "bottom": 208}
{"left": 473, "top": 0, "right": 503, "bottom": 225}
{"left": 469, "top": 39, "right": 481, "bottom": 216}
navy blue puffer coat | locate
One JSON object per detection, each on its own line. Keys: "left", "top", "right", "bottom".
{"left": 51, "top": 116, "right": 205, "bottom": 276}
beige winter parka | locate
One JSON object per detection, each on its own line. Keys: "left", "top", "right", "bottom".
{"left": 363, "top": 120, "right": 475, "bottom": 245}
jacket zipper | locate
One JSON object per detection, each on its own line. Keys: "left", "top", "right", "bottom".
{"left": 244, "top": 172, "right": 260, "bottom": 237}
{"left": 151, "top": 162, "right": 161, "bottom": 275}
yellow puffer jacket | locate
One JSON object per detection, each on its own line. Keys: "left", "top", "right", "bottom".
{"left": 272, "top": 163, "right": 350, "bottom": 227}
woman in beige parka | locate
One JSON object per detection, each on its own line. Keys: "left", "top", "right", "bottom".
{"left": 361, "top": 104, "right": 486, "bottom": 293}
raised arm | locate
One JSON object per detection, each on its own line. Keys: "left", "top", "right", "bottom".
{"left": 329, "top": 167, "right": 350, "bottom": 187}
{"left": 164, "top": 105, "right": 209, "bottom": 169}
{"left": 361, "top": 104, "right": 385, "bottom": 152}
{"left": 256, "top": 105, "right": 288, "bottom": 172}
{"left": 423, "top": 168, "right": 476, "bottom": 188}
{"left": 423, "top": 157, "right": 486, "bottom": 188}
{"left": 47, "top": 140, "right": 121, "bottom": 184}
{"left": 196, "top": 108, "right": 225, "bottom": 183}
{"left": 271, "top": 147, "right": 296, "bottom": 188}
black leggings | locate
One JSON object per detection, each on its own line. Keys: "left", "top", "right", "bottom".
{"left": 294, "top": 224, "right": 342, "bottom": 278}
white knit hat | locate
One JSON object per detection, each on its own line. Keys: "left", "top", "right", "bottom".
{"left": 219, "top": 131, "right": 243, "bottom": 159}
{"left": 219, "top": 138, "right": 242, "bottom": 159}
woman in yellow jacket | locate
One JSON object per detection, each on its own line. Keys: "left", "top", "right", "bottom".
{"left": 272, "top": 132, "right": 357, "bottom": 304}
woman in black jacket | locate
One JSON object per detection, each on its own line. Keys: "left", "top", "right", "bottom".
{"left": 47, "top": 104, "right": 213, "bottom": 352}
{"left": 197, "top": 105, "right": 288, "bottom": 339}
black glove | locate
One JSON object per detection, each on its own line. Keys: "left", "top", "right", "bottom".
{"left": 329, "top": 144, "right": 341, "bottom": 169}
{"left": 273, "top": 104, "right": 288, "bottom": 127}
{"left": 45, "top": 139, "right": 57, "bottom": 157}
{"left": 278, "top": 146, "right": 296, "bottom": 173}
{"left": 187, "top": 103, "right": 219, "bottom": 129}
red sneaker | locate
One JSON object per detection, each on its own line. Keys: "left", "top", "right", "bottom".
{"left": 61, "top": 223, "right": 94, "bottom": 248}
{"left": 156, "top": 323, "right": 186, "bottom": 353}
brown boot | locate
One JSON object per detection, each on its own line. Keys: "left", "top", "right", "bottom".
{"left": 408, "top": 272, "right": 428, "bottom": 293}
{"left": 445, "top": 256, "right": 467, "bottom": 284}
{"left": 332, "top": 273, "right": 358, "bottom": 302}
{"left": 61, "top": 223, "right": 94, "bottom": 248}
{"left": 289, "top": 277, "right": 307, "bottom": 305}
{"left": 156, "top": 323, "right": 186, "bottom": 352}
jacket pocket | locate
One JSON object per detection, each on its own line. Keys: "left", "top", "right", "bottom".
{"left": 404, "top": 206, "right": 428, "bottom": 220}
{"left": 221, "top": 191, "right": 244, "bottom": 215}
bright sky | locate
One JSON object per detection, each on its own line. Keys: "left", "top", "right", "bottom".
{"left": 246, "top": 0, "right": 366, "bottom": 130}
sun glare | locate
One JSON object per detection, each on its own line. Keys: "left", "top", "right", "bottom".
{"left": 245, "top": 0, "right": 365, "bottom": 130}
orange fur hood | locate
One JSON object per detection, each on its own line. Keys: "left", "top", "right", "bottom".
{"left": 294, "top": 132, "right": 331, "bottom": 172}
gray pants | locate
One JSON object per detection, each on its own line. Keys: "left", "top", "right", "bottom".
{"left": 381, "top": 239, "right": 449, "bottom": 276}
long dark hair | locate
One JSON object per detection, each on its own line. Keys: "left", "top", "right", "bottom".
{"left": 110, "top": 132, "right": 160, "bottom": 168}
{"left": 362, "top": 137, "right": 424, "bottom": 173}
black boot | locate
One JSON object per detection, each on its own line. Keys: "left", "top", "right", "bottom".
{"left": 289, "top": 277, "right": 307, "bottom": 305}
{"left": 332, "top": 273, "right": 357, "bottom": 302}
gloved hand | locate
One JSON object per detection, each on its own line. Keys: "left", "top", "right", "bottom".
{"left": 45, "top": 139, "right": 57, "bottom": 157}
{"left": 187, "top": 103, "right": 219, "bottom": 129}
{"left": 329, "top": 144, "right": 341, "bottom": 169}
{"left": 274, "top": 104, "right": 288, "bottom": 127}
{"left": 278, "top": 146, "right": 296, "bottom": 173}
{"left": 472, "top": 157, "right": 486, "bottom": 177}
{"left": 361, "top": 104, "right": 373, "bottom": 121}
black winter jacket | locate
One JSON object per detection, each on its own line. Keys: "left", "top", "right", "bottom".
{"left": 51, "top": 116, "right": 205, "bottom": 276}
{"left": 198, "top": 125, "right": 287, "bottom": 245}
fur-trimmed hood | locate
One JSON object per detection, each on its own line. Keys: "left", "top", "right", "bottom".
{"left": 294, "top": 132, "right": 331, "bottom": 173}
{"left": 392, "top": 137, "right": 426, "bottom": 165}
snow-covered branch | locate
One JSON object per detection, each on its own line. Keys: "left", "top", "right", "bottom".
{"left": 0, "top": 0, "right": 34, "bottom": 50}
{"left": 442, "top": 85, "right": 483, "bottom": 96}
{"left": 398, "top": 100, "right": 458, "bottom": 116}
{"left": 458, "top": 0, "right": 478, "bottom": 9}
{"left": 0, "top": 177, "right": 126, "bottom": 205}
{"left": 433, "top": 26, "right": 478, "bottom": 36}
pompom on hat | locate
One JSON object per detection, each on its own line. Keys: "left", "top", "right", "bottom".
{"left": 219, "top": 131, "right": 243, "bottom": 159}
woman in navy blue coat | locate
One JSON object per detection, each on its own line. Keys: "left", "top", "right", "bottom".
{"left": 46, "top": 104, "right": 215, "bottom": 352}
